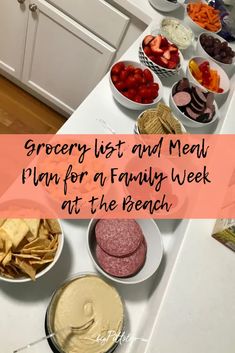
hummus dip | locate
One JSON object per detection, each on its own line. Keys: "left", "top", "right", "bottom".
{"left": 52, "top": 275, "right": 124, "bottom": 353}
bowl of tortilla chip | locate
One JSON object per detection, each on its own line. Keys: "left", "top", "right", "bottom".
{"left": 0, "top": 218, "right": 64, "bottom": 282}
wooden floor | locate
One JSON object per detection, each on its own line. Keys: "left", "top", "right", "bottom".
{"left": 0, "top": 75, "right": 66, "bottom": 133}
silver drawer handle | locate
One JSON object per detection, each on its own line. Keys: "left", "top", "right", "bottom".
{"left": 29, "top": 3, "right": 37, "bottom": 12}
{"left": 17, "top": 0, "right": 26, "bottom": 4}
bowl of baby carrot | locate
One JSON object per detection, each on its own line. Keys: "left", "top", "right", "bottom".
{"left": 185, "top": 1, "right": 222, "bottom": 37}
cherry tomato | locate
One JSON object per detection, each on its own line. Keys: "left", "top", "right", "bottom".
{"left": 120, "top": 69, "right": 128, "bottom": 81}
{"left": 152, "top": 83, "right": 159, "bottom": 90}
{"left": 133, "top": 73, "right": 143, "bottom": 84}
{"left": 134, "top": 68, "right": 143, "bottom": 75}
{"left": 143, "top": 69, "right": 154, "bottom": 83}
{"left": 134, "top": 96, "right": 142, "bottom": 103}
{"left": 143, "top": 98, "right": 153, "bottom": 104}
{"left": 115, "top": 81, "right": 126, "bottom": 92}
{"left": 149, "top": 87, "right": 158, "bottom": 99}
{"left": 138, "top": 87, "right": 149, "bottom": 99}
{"left": 111, "top": 75, "right": 119, "bottom": 84}
{"left": 126, "top": 65, "right": 135, "bottom": 74}
{"left": 123, "top": 91, "right": 133, "bottom": 100}
{"left": 111, "top": 62, "right": 125, "bottom": 75}
{"left": 128, "top": 88, "right": 137, "bottom": 100}
{"left": 126, "top": 76, "right": 137, "bottom": 89}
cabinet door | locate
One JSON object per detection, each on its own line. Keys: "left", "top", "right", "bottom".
{"left": 0, "top": 0, "right": 29, "bottom": 79}
{"left": 46, "top": 0, "right": 130, "bottom": 48}
{"left": 22, "top": 0, "right": 116, "bottom": 114}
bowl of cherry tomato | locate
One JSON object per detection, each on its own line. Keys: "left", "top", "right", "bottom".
{"left": 109, "top": 60, "right": 163, "bottom": 110}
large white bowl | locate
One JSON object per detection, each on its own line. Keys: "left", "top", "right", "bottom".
{"left": 0, "top": 219, "right": 64, "bottom": 283}
{"left": 87, "top": 218, "right": 164, "bottom": 285}
{"left": 186, "top": 56, "right": 230, "bottom": 100}
{"left": 169, "top": 80, "right": 219, "bottom": 128}
{"left": 149, "top": 0, "right": 181, "bottom": 12}
{"left": 184, "top": 4, "right": 222, "bottom": 38}
{"left": 196, "top": 32, "right": 235, "bottom": 74}
{"left": 109, "top": 60, "right": 163, "bottom": 110}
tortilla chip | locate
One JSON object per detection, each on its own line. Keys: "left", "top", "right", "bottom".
{"left": 15, "top": 258, "right": 36, "bottom": 280}
{"left": 23, "top": 219, "right": 40, "bottom": 239}
{"left": 2, "top": 251, "right": 12, "bottom": 267}
{"left": 1, "top": 219, "right": 29, "bottom": 248}
{"left": 46, "top": 219, "right": 61, "bottom": 234}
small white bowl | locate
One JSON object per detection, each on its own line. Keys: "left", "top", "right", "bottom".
{"left": 87, "top": 219, "right": 164, "bottom": 285}
{"left": 169, "top": 80, "right": 219, "bottom": 128}
{"left": 109, "top": 60, "right": 163, "bottom": 110}
{"left": 186, "top": 56, "right": 230, "bottom": 100}
{"left": 196, "top": 32, "right": 235, "bottom": 74}
{"left": 160, "top": 17, "right": 195, "bottom": 50}
{"left": 0, "top": 219, "right": 64, "bottom": 283}
{"left": 149, "top": 0, "right": 181, "bottom": 12}
{"left": 184, "top": 4, "right": 222, "bottom": 38}
{"left": 139, "top": 39, "right": 183, "bottom": 79}
{"left": 134, "top": 108, "right": 187, "bottom": 134}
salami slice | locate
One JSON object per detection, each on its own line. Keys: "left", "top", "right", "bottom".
{"left": 96, "top": 240, "right": 147, "bottom": 277}
{"left": 185, "top": 106, "right": 199, "bottom": 120}
{"left": 173, "top": 92, "right": 191, "bottom": 107}
{"left": 192, "top": 86, "right": 207, "bottom": 104}
{"left": 189, "top": 102, "right": 205, "bottom": 114}
{"left": 206, "top": 92, "right": 215, "bottom": 109}
{"left": 95, "top": 219, "right": 144, "bottom": 257}
{"left": 176, "top": 78, "right": 190, "bottom": 92}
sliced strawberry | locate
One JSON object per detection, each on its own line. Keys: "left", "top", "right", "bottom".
{"left": 150, "top": 35, "right": 162, "bottom": 49}
{"left": 160, "top": 36, "right": 169, "bottom": 48}
{"left": 144, "top": 46, "right": 152, "bottom": 56}
{"left": 143, "top": 35, "right": 154, "bottom": 46}
{"left": 149, "top": 55, "right": 156, "bottom": 62}
{"left": 169, "top": 45, "right": 178, "bottom": 53}
{"left": 163, "top": 49, "right": 171, "bottom": 60}
{"left": 167, "top": 61, "right": 177, "bottom": 69}
{"left": 151, "top": 46, "right": 164, "bottom": 55}
{"left": 170, "top": 53, "right": 180, "bottom": 65}
{"left": 160, "top": 56, "right": 168, "bottom": 66}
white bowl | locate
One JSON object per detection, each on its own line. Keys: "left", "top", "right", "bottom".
{"left": 109, "top": 60, "right": 163, "bottom": 110}
{"left": 87, "top": 218, "right": 164, "bottom": 285}
{"left": 0, "top": 219, "right": 64, "bottom": 283}
{"left": 184, "top": 4, "right": 222, "bottom": 38}
{"left": 196, "top": 32, "right": 235, "bottom": 73}
{"left": 149, "top": 0, "right": 181, "bottom": 12}
{"left": 169, "top": 80, "right": 219, "bottom": 128}
{"left": 186, "top": 56, "right": 230, "bottom": 99}
{"left": 139, "top": 39, "right": 183, "bottom": 79}
{"left": 134, "top": 108, "right": 187, "bottom": 134}
{"left": 160, "top": 17, "right": 195, "bottom": 50}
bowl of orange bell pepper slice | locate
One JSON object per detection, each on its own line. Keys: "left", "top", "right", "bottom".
{"left": 186, "top": 56, "right": 230, "bottom": 98}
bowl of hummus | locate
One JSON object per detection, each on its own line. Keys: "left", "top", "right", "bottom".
{"left": 46, "top": 274, "right": 124, "bottom": 353}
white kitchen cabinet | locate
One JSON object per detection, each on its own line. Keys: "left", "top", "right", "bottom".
{"left": 0, "top": 0, "right": 29, "bottom": 80}
{"left": 46, "top": 0, "right": 130, "bottom": 48}
{"left": 22, "top": 0, "right": 116, "bottom": 114}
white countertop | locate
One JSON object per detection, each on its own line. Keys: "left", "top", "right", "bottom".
{"left": 57, "top": 1, "right": 235, "bottom": 353}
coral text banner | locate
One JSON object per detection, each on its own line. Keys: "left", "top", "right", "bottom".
{"left": 0, "top": 134, "right": 234, "bottom": 218}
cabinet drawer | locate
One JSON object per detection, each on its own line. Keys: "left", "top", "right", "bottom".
{"left": 46, "top": 0, "right": 130, "bottom": 48}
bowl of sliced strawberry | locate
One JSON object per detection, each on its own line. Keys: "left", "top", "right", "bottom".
{"left": 139, "top": 34, "right": 182, "bottom": 78}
